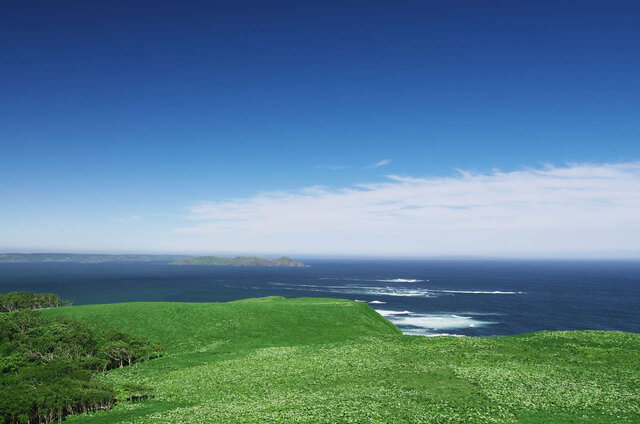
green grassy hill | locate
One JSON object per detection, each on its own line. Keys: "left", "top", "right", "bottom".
{"left": 42, "top": 298, "right": 640, "bottom": 423}
{"left": 43, "top": 297, "right": 399, "bottom": 354}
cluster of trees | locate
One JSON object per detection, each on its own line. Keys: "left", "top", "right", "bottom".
{"left": 0, "top": 292, "right": 71, "bottom": 312}
{"left": 0, "top": 308, "right": 162, "bottom": 423}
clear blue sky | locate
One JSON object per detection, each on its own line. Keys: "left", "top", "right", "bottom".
{"left": 2, "top": 1, "right": 639, "bottom": 256}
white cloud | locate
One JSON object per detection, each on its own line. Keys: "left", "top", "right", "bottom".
{"left": 370, "top": 159, "right": 391, "bottom": 168}
{"left": 176, "top": 162, "right": 640, "bottom": 257}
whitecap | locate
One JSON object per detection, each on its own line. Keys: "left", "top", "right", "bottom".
{"left": 401, "top": 329, "right": 466, "bottom": 337}
{"left": 374, "top": 309, "right": 412, "bottom": 317}
{"left": 267, "top": 282, "right": 437, "bottom": 298}
{"left": 363, "top": 288, "right": 434, "bottom": 297}
{"left": 380, "top": 311, "right": 497, "bottom": 335}
{"left": 437, "top": 290, "right": 524, "bottom": 295}
{"left": 423, "top": 333, "right": 466, "bottom": 338}
{"left": 374, "top": 278, "right": 424, "bottom": 283}
{"left": 319, "top": 277, "right": 425, "bottom": 283}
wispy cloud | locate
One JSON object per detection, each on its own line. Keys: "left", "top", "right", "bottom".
{"left": 176, "top": 162, "right": 640, "bottom": 257}
{"left": 370, "top": 159, "right": 391, "bottom": 168}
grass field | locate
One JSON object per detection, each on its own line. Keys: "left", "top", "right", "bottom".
{"left": 43, "top": 297, "right": 640, "bottom": 423}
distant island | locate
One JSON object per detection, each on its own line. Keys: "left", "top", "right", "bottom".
{"left": 0, "top": 253, "right": 185, "bottom": 263}
{"left": 0, "top": 253, "right": 306, "bottom": 267}
{"left": 172, "top": 256, "right": 306, "bottom": 267}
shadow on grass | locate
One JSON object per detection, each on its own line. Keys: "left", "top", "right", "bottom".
{"left": 66, "top": 400, "right": 191, "bottom": 424}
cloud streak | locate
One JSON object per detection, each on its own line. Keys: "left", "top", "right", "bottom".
{"left": 370, "top": 159, "right": 391, "bottom": 168}
{"left": 177, "top": 162, "right": 640, "bottom": 257}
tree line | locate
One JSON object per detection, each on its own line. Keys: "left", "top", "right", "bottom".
{"left": 0, "top": 292, "right": 71, "bottom": 312}
{"left": 0, "top": 295, "right": 162, "bottom": 423}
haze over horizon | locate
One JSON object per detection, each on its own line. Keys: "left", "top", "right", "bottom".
{"left": 2, "top": 1, "right": 639, "bottom": 258}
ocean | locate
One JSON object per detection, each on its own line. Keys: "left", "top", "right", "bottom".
{"left": 1, "top": 259, "right": 639, "bottom": 337}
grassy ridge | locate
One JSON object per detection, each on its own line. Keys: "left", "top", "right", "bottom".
{"left": 43, "top": 297, "right": 399, "bottom": 354}
{"left": 42, "top": 298, "right": 640, "bottom": 423}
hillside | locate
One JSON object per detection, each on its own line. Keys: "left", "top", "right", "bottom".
{"left": 43, "top": 297, "right": 397, "bottom": 354}
{"left": 171, "top": 256, "right": 305, "bottom": 267}
{"left": 42, "top": 298, "right": 640, "bottom": 423}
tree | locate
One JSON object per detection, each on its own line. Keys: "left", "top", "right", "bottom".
{"left": 0, "top": 307, "right": 161, "bottom": 423}
{"left": 0, "top": 292, "right": 72, "bottom": 312}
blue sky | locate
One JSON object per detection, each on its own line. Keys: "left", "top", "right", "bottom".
{"left": 1, "top": 1, "right": 639, "bottom": 257}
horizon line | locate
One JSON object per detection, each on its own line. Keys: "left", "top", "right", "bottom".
{"left": 2, "top": 251, "right": 640, "bottom": 261}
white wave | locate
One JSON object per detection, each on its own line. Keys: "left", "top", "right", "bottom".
{"left": 380, "top": 310, "right": 497, "bottom": 335}
{"left": 437, "top": 290, "right": 524, "bottom": 295}
{"left": 401, "top": 328, "right": 466, "bottom": 337}
{"left": 374, "top": 278, "right": 423, "bottom": 283}
{"left": 319, "top": 277, "right": 425, "bottom": 283}
{"left": 368, "top": 300, "right": 386, "bottom": 304}
{"left": 394, "top": 315, "right": 486, "bottom": 329}
{"left": 422, "top": 333, "right": 466, "bottom": 338}
{"left": 374, "top": 309, "right": 412, "bottom": 317}
{"left": 295, "top": 283, "right": 436, "bottom": 298}
{"left": 363, "top": 288, "right": 434, "bottom": 297}
{"left": 297, "top": 283, "right": 357, "bottom": 289}
{"left": 269, "top": 281, "right": 439, "bottom": 299}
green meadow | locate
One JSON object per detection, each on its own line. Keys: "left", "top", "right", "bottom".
{"left": 42, "top": 297, "right": 640, "bottom": 423}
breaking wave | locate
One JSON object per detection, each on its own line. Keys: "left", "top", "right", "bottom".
{"left": 376, "top": 309, "right": 497, "bottom": 336}
{"left": 266, "top": 282, "right": 524, "bottom": 300}
{"left": 362, "top": 288, "right": 434, "bottom": 297}
{"left": 435, "top": 290, "right": 524, "bottom": 295}
{"left": 375, "top": 310, "right": 412, "bottom": 317}
{"left": 374, "top": 278, "right": 424, "bottom": 283}
{"left": 319, "top": 277, "right": 426, "bottom": 283}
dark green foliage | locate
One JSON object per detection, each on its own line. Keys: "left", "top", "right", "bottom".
{"left": 0, "top": 309, "right": 162, "bottom": 423}
{"left": 118, "top": 383, "right": 154, "bottom": 403}
{"left": 0, "top": 292, "right": 71, "bottom": 312}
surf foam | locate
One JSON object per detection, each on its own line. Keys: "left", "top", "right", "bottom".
{"left": 436, "top": 290, "right": 524, "bottom": 295}
{"left": 376, "top": 309, "right": 496, "bottom": 335}
{"left": 374, "top": 278, "right": 424, "bottom": 283}
{"left": 375, "top": 310, "right": 412, "bottom": 317}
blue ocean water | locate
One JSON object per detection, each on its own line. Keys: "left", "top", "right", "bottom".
{"left": 1, "top": 260, "right": 638, "bottom": 337}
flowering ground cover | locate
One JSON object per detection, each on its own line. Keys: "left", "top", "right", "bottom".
{"left": 43, "top": 297, "right": 640, "bottom": 423}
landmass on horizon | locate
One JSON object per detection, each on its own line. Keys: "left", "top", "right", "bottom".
{"left": 0, "top": 253, "right": 305, "bottom": 267}
{"left": 0, "top": 253, "right": 185, "bottom": 263}
{"left": 172, "top": 255, "right": 306, "bottom": 267}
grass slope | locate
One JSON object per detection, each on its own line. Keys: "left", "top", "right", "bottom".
{"left": 43, "top": 298, "right": 640, "bottom": 423}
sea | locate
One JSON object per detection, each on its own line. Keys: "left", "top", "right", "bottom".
{"left": 1, "top": 259, "right": 639, "bottom": 337}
